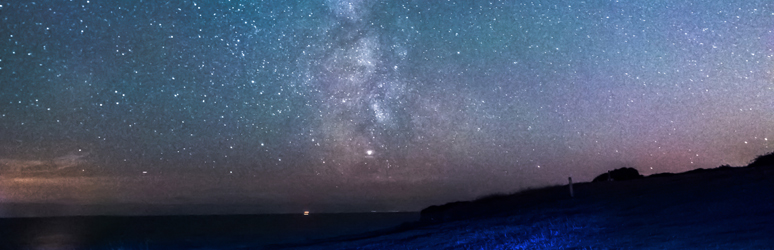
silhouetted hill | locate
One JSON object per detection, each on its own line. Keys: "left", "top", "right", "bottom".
{"left": 285, "top": 152, "right": 774, "bottom": 249}
{"left": 418, "top": 152, "right": 774, "bottom": 224}
{"left": 419, "top": 185, "right": 571, "bottom": 223}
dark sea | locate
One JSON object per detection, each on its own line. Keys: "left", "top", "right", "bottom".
{"left": 0, "top": 212, "right": 420, "bottom": 249}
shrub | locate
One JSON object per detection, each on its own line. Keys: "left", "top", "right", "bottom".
{"left": 748, "top": 151, "right": 774, "bottom": 168}
{"left": 592, "top": 167, "right": 642, "bottom": 182}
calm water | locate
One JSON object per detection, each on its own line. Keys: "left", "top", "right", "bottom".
{"left": 0, "top": 212, "right": 420, "bottom": 249}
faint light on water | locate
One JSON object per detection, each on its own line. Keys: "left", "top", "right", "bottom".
{"left": 303, "top": 211, "right": 309, "bottom": 216}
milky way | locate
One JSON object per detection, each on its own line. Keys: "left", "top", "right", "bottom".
{"left": 0, "top": 0, "right": 772, "bottom": 213}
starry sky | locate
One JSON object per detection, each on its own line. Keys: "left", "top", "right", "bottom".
{"left": 1, "top": 0, "right": 773, "bottom": 215}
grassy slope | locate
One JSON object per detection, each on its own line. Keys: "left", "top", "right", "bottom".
{"left": 278, "top": 165, "right": 774, "bottom": 249}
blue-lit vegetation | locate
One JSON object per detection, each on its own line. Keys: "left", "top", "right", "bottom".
{"left": 317, "top": 216, "right": 604, "bottom": 250}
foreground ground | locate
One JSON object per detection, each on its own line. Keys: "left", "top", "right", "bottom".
{"left": 273, "top": 165, "right": 774, "bottom": 249}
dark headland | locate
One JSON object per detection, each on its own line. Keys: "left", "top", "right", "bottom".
{"left": 277, "top": 152, "right": 774, "bottom": 249}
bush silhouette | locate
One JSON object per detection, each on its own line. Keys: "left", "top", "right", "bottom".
{"left": 592, "top": 167, "right": 643, "bottom": 182}
{"left": 748, "top": 151, "right": 774, "bottom": 168}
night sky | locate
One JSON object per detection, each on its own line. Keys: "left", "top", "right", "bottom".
{"left": 1, "top": 0, "right": 773, "bottom": 215}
